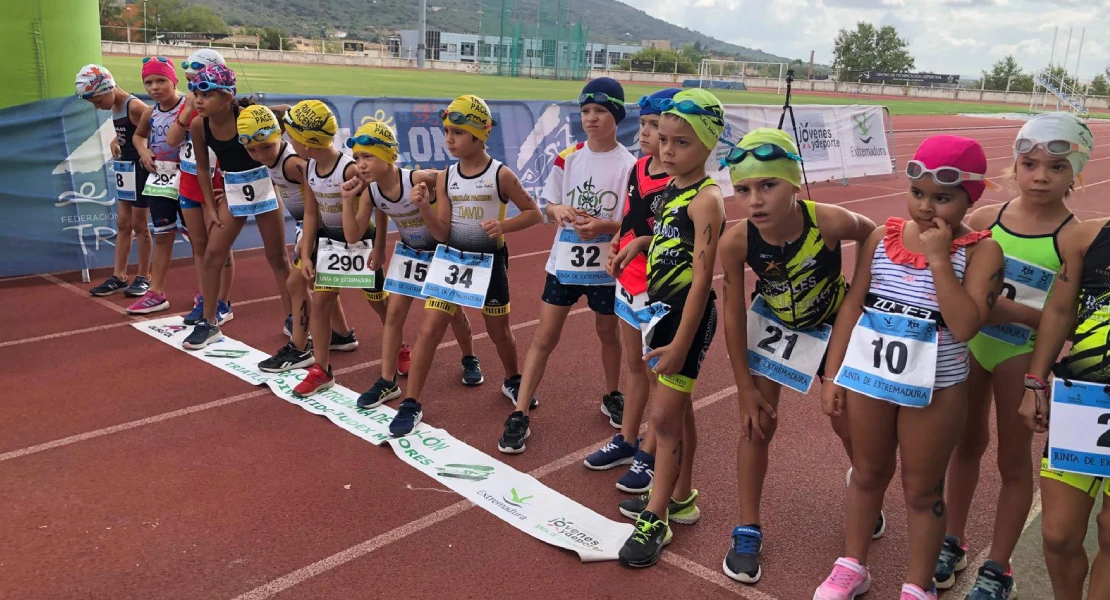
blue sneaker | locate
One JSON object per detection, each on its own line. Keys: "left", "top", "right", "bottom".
{"left": 584, "top": 434, "right": 638, "bottom": 470}
{"left": 965, "top": 560, "right": 1015, "bottom": 600}
{"left": 216, "top": 300, "right": 233, "bottom": 325}
{"left": 182, "top": 319, "right": 221, "bottom": 350}
{"left": 389, "top": 399, "right": 423, "bottom": 437}
{"left": 616, "top": 450, "right": 655, "bottom": 493}
{"left": 184, "top": 296, "right": 204, "bottom": 326}
{"left": 723, "top": 524, "right": 763, "bottom": 584}
{"left": 934, "top": 534, "right": 968, "bottom": 589}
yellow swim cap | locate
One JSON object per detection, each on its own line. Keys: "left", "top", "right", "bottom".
{"left": 726, "top": 128, "right": 803, "bottom": 190}
{"left": 442, "top": 94, "right": 496, "bottom": 142}
{"left": 236, "top": 104, "right": 282, "bottom": 146}
{"left": 347, "top": 120, "right": 399, "bottom": 164}
{"left": 283, "top": 100, "right": 338, "bottom": 149}
{"left": 662, "top": 88, "right": 725, "bottom": 151}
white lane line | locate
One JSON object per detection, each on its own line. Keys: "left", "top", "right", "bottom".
{"left": 41, "top": 273, "right": 136, "bottom": 317}
{"left": 947, "top": 489, "right": 1043, "bottom": 597}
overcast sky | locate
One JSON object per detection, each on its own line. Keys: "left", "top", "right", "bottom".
{"left": 628, "top": 0, "right": 1110, "bottom": 80}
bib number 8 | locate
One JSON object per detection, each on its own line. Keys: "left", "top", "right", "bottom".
{"left": 570, "top": 245, "right": 601, "bottom": 268}
{"left": 871, "top": 337, "right": 908, "bottom": 375}
{"left": 446, "top": 265, "right": 474, "bottom": 288}
{"left": 116, "top": 173, "right": 124, "bottom": 188}
{"left": 757, "top": 325, "right": 800, "bottom": 360}
{"left": 328, "top": 253, "right": 366, "bottom": 272}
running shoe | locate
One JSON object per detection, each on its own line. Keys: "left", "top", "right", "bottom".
{"left": 618, "top": 489, "right": 700, "bottom": 524}
{"left": 330, "top": 329, "right": 359, "bottom": 352}
{"left": 601, "top": 391, "right": 625, "bottom": 428}
{"left": 183, "top": 320, "right": 221, "bottom": 350}
{"left": 723, "top": 525, "right": 763, "bottom": 583}
{"left": 284, "top": 314, "right": 293, "bottom": 337}
{"left": 389, "top": 399, "right": 423, "bottom": 437}
{"left": 502, "top": 375, "right": 537, "bottom": 409}
{"left": 899, "top": 583, "right": 938, "bottom": 600}
{"left": 397, "top": 343, "right": 411, "bottom": 376}
{"left": 215, "top": 299, "right": 233, "bottom": 325}
{"left": 461, "top": 355, "right": 484, "bottom": 386}
{"left": 965, "top": 560, "right": 1015, "bottom": 600}
{"left": 498, "top": 411, "right": 530, "bottom": 454}
{"left": 934, "top": 534, "right": 968, "bottom": 589}
{"left": 357, "top": 377, "right": 401, "bottom": 409}
{"left": 618, "top": 510, "right": 672, "bottom": 568}
{"left": 124, "top": 275, "right": 151, "bottom": 297}
{"left": 813, "top": 557, "right": 871, "bottom": 600}
{"left": 258, "top": 342, "right": 313, "bottom": 373}
{"left": 847, "top": 467, "right": 888, "bottom": 540}
{"left": 615, "top": 451, "right": 655, "bottom": 493}
{"left": 293, "top": 363, "right": 334, "bottom": 397}
{"left": 584, "top": 434, "right": 638, "bottom": 470}
{"left": 184, "top": 295, "right": 205, "bottom": 326}
{"left": 90, "top": 275, "right": 128, "bottom": 296}
{"left": 126, "top": 291, "right": 169, "bottom": 315}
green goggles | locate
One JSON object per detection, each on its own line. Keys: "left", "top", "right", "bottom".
{"left": 721, "top": 143, "right": 802, "bottom": 168}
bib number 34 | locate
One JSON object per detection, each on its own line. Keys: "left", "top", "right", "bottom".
{"left": 420, "top": 244, "right": 494, "bottom": 309}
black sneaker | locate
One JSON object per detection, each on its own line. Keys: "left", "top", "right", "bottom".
{"left": 723, "top": 525, "right": 763, "bottom": 583}
{"left": 182, "top": 320, "right": 221, "bottom": 350}
{"left": 873, "top": 510, "right": 887, "bottom": 539}
{"left": 498, "top": 411, "right": 530, "bottom": 454}
{"left": 601, "top": 391, "right": 624, "bottom": 429}
{"left": 124, "top": 275, "right": 151, "bottom": 297}
{"left": 90, "top": 275, "right": 128, "bottom": 296}
{"left": 618, "top": 489, "right": 701, "bottom": 524}
{"left": 966, "top": 560, "right": 1015, "bottom": 599}
{"left": 618, "top": 510, "right": 672, "bottom": 568}
{"left": 461, "top": 355, "right": 484, "bottom": 386}
{"left": 258, "top": 342, "right": 314, "bottom": 373}
{"left": 358, "top": 377, "right": 401, "bottom": 409}
{"left": 330, "top": 329, "right": 359, "bottom": 352}
{"left": 934, "top": 534, "right": 968, "bottom": 590}
{"left": 284, "top": 314, "right": 293, "bottom": 337}
{"left": 389, "top": 399, "right": 423, "bottom": 437}
{"left": 502, "top": 375, "right": 538, "bottom": 410}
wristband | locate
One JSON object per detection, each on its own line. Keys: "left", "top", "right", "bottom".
{"left": 1024, "top": 373, "right": 1047, "bottom": 390}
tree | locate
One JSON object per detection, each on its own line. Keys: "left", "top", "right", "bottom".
{"left": 1089, "top": 68, "right": 1110, "bottom": 97}
{"left": 981, "top": 55, "right": 1023, "bottom": 91}
{"left": 832, "top": 22, "right": 915, "bottom": 82}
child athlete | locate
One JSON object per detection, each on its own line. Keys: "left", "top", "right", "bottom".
{"left": 76, "top": 64, "right": 153, "bottom": 299}
{"left": 235, "top": 105, "right": 359, "bottom": 373}
{"left": 497, "top": 78, "right": 634, "bottom": 454}
{"left": 718, "top": 127, "right": 878, "bottom": 584}
{"left": 182, "top": 65, "right": 293, "bottom": 349}
{"left": 282, "top": 100, "right": 391, "bottom": 396}
{"left": 938, "top": 113, "right": 1091, "bottom": 597}
{"left": 340, "top": 120, "right": 481, "bottom": 408}
{"left": 611, "top": 89, "right": 727, "bottom": 568}
{"left": 169, "top": 49, "right": 234, "bottom": 326}
{"left": 816, "top": 136, "right": 1004, "bottom": 600}
{"left": 386, "top": 94, "right": 542, "bottom": 437}
{"left": 128, "top": 57, "right": 184, "bottom": 315}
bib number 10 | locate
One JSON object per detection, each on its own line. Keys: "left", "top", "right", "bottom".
{"left": 871, "top": 337, "right": 909, "bottom": 375}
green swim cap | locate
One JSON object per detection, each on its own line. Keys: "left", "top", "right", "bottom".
{"left": 662, "top": 88, "right": 725, "bottom": 151}
{"left": 727, "top": 128, "right": 803, "bottom": 189}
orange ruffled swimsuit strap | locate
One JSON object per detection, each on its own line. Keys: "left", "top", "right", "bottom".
{"left": 881, "top": 217, "right": 992, "bottom": 268}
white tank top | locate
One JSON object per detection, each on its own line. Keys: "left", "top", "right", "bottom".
{"left": 308, "top": 153, "right": 356, "bottom": 233}
{"left": 446, "top": 158, "right": 507, "bottom": 253}
{"left": 266, "top": 141, "right": 305, "bottom": 223}
{"left": 370, "top": 168, "right": 432, "bottom": 250}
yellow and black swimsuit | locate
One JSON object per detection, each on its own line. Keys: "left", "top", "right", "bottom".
{"left": 647, "top": 177, "right": 720, "bottom": 306}
{"left": 745, "top": 200, "right": 846, "bottom": 330}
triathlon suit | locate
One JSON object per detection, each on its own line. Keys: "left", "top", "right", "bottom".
{"left": 147, "top": 97, "right": 185, "bottom": 235}
{"left": 968, "top": 201, "right": 1074, "bottom": 371}
{"left": 1041, "top": 222, "right": 1110, "bottom": 498}
{"left": 370, "top": 168, "right": 434, "bottom": 251}
{"left": 261, "top": 141, "right": 306, "bottom": 265}
{"left": 177, "top": 104, "right": 224, "bottom": 208}
{"left": 425, "top": 157, "right": 511, "bottom": 317}
{"left": 867, "top": 218, "right": 990, "bottom": 390}
{"left": 306, "top": 153, "right": 385, "bottom": 300}
{"left": 616, "top": 155, "right": 671, "bottom": 297}
{"left": 112, "top": 95, "right": 149, "bottom": 208}
{"left": 645, "top": 177, "right": 721, "bottom": 393}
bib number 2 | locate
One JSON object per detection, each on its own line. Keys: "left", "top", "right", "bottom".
{"left": 1048, "top": 378, "right": 1110, "bottom": 477}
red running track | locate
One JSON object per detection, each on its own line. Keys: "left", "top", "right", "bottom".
{"left": 4, "top": 115, "right": 1110, "bottom": 600}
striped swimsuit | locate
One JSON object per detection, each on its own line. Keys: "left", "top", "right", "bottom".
{"left": 867, "top": 219, "right": 985, "bottom": 389}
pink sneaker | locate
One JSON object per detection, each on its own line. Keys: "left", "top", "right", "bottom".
{"left": 899, "top": 584, "right": 937, "bottom": 600}
{"left": 126, "top": 291, "right": 169, "bottom": 315}
{"left": 813, "top": 557, "right": 871, "bottom": 600}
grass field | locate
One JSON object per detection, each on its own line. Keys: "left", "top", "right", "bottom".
{"left": 103, "top": 55, "right": 1050, "bottom": 117}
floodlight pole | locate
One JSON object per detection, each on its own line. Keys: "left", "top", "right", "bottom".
{"left": 418, "top": 0, "right": 427, "bottom": 68}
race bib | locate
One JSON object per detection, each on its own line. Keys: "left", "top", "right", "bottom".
{"left": 224, "top": 167, "right": 279, "bottom": 218}
{"left": 143, "top": 160, "right": 180, "bottom": 199}
{"left": 834, "top": 308, "right": 939, "bottom": 408}
{"left": 112, "top": 160, "right": 137, "bottom": 201}
{"left": 615, "top": 280, "right": 652, "bottom": 329}
{"left": 979, "top": 255, "right": 1055, "bottom": 346}
{"left": 1048, "top": 378, "right": 1110, "bottom": 477}
{"left": 384, "top": 242, "right": 433, "bottom": 299}
{"left": 314, "top": 238, "right": 375, "bottom": 288}
{"left": 640, "top": 301, "right": 672, "bottom": 371}
{"left": 421, "top": 244, "right": 494, "bottom": 309}
{"left": 179, "top": 133, "right": 216, "bottom": 177}
{"left": 554, "top": 229, "right": 614, "bottom": 286}
{"left": 747, "top": 295, "right": 832, "bottom": 394}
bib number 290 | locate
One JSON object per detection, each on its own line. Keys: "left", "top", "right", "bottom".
{"left": 327, "top": 253, "right": 366, "bottom": 272}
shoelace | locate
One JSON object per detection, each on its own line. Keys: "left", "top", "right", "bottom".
{"left": 972, "top": 571, "right": 1003, "bottom": 595}
{"left": 828, "top": 565, "right": 860, "bottom": 588}
{"left": 731, "top": 531, "right": 760, "bottom": 555}
{"left": 599, "top": 441, "right": 620, "bottom": 453}
{"left": 631, "top": 515, "right": 661, "bottom": 544}
{"left": 506, "top": 415, "right": 527, "bottom": 434}
{"left": 627, "top": 460, "right": 646, "bottom": 474}
{"left": 938, "top": 543, "right": 962, "bottom": 569}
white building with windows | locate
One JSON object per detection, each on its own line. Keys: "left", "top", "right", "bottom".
{"left": 391, "top": 29, "right": 642, "bottom": 70}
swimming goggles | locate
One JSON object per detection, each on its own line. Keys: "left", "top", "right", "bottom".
{"left": 905, "top": 160, "right": 986, "bottom": 186}
{"left": 182, "top": 60, "right": 209, "bottom": 71}
{"left": 188, "top": 79, "right": 235, "bottom": 93}
{"left": 652, "top": 98, "right": 724, "bottom": 124}
{"left": 1013, "top": 138, "right": 1090, "bottom": 156}
{"left": 345, "top": 134, "right": 398, "bottom": 149}
{"left": 238, "top": 125, "right": 280, "bottom": 145}
{"left": 439, "top": 110, "right": 495, "bottom": 128}
{"left": 142, "top": 56, "right": 170, "bottom": 64}
{"left": 578, "top": 92, "right": 625, "bottom": 106}
{"left": 282, "top": 110, "right": 332, "bottom": 134}
{"left": 720, "top": 143, "right": 802, "bottom": 168}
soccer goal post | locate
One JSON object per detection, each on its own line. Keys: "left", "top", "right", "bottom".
{"left": 697, "top": 59, "right": 788, "bottom": 94}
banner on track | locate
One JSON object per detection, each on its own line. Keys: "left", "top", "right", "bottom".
{"left": 132, "top": 316, "right": 635, "bottom": 561}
